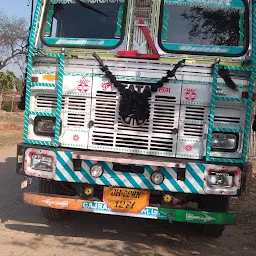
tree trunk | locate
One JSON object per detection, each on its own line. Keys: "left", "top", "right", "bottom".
{"left": 0, "top": 92, "right": 2, "bottom": 110}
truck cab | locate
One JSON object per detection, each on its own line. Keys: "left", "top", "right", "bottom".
{"left": 17, "top": 0, "right": 254, "bottom": 237}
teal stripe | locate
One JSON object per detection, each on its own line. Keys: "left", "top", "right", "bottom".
{"left": 131, "top": 169, "right": 155, "bottom": 190}
{"left": 23, "top": 0, "right": 64, "bottom": 147}
{"left": 80, "top": 170, "right": 96, "bottom": 184}
{"left": 82, "top": 160, "right": 97, "bottom": 184}
{"left": 206, "top": 64, "right": 219, "bottom": 161}
{"left": 28, "top": 111, "right": 56, "bottom": 117}
{"left": 101, "top": 162, "right": 126, "bottom": 187}
{"left": 171, "top": 167, "right": 198, "bottom": 193}
{"left": 195, "top": 163, "right": 205, "bottom": 173}
{"left": 138, "top": 175, "right": 155, "bottom": 190}
{"left": 160, "top": 167, "right": 183, "bottom": 192}
{"left": 98, "top": 174, "right": 112, "bottom": 187}
{"left": 121, "top": 172, "right": 141, "bottom": 188}
{"left": 57, "top": 153, "right": 81, "bottom": 183}
{"left": 56, "top": 167, "right": 68, "bottom": 182}
{"left": 85, "top": 160, "right": 93, "bottom": 168}
{"left": 215, "top": 96, "right": 247, "bottom": 103}
{"left": 23, "top": 139, "right": 54, "bottom": 146}
{"left": 84, "top": 160, "right": 111, "bottom": 186}
{"left": 183, "top": 178, "right": 198, "bottom": 194}
{"left": 128, "top": 166, "right": 155, "bottom": 190}
{"left": 186, "top": 164, "right": 204, "bottom": 188}
{"left": 209, "top": 158, "right": 243, "bottom": 163}
{"left": 144, "top": 165, "right": 169, "bottom": 191}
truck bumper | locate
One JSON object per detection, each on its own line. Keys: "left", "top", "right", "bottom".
{"left": 24, "top": 192, "right": 237, "bottom": 225}
{"left": 17, "top": 143, "right": 250, "bottom": 196}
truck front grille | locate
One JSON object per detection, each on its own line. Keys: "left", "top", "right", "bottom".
{"left": 34, "top": 90, "right": 245, "bottom": 158}
{"left": 89, "top": 91, "right": 178, "bottom": 157}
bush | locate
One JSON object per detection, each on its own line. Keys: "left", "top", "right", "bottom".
{"left": 1, "top": 101, "right": 18, "bottom": 112}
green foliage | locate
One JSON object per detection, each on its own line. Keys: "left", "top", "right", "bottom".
{"left": 0, "top": 70, "right": 23, "bottom": 93}
{"left": 1, "top": 102, "right": 12, "bottom": 112}
{"left": 1, "top": 100, "right": 19, "bottom": 112}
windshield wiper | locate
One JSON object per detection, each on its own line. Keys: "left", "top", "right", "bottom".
{"left": 78, "top": 0, "right": 108, "bottom": 17}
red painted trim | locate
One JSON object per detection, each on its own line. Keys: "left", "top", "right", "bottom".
{"left": 137, "top": 19, "right": 159, "bottom": 56}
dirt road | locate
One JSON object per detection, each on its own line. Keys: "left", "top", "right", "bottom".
{"left": 0, "top": 146, "right": 255, "bottom": 256}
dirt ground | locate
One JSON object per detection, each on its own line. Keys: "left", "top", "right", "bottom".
{"left": 0, "top": 111, "right": 23, "bottom": 147}
{"left": 0, "top": 112, "right": 255, "bottom": 256}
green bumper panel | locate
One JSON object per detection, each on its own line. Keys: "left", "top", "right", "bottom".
{"left": 158, "top": 208, "right": 237, "bottom": 225}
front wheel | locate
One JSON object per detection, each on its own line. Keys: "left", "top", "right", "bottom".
{"left": 39, "top": 179, "right": 69, "bottom": 221}
{"left": 198, "top": 195, "right": 229, "bottom": 237}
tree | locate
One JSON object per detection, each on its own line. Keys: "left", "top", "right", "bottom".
{"left": 0, "top": 71, "right": 22, "bottom": 108}
{"left": 0, "top": 71, "right": 18, "bottom": 91}
{"left": 0, "top": 10, "right": 28, "bottom": 73}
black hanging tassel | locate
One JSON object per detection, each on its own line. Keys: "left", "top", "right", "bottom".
{"left": 167, "top": 59, "right": 185, "bottom": 78}
{"left": 218, "top": 67, "right": 238, "bottom": 91}
{"left": 212, "top": 64, "right": 238, "bottom": 91}
{"left": 151, "top": 59, "right": 185, "bottom": 92}
{"left": 119, "top": 89, "right": 150, "bottom": 121}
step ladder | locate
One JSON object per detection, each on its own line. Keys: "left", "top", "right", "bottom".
{"left": 23, "top": 52, "right": 65, "bottom": 147}
{"left": 206, "top": 65, "right": 255, "bottom": 163}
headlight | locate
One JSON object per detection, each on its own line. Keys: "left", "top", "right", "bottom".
{"left": 207, "top": 172, "right": 234, "bottom": 188}
{"left": 90, "top": 164, "right": 104, "bottom": 178}
{"left": 31, "top": 154, "right": 54, "bottom": 172}
{"left": 151, "top": 171, "right": 164, "bottom": 185}
{"left": 34, "top": 116, "right": 56, "bottom": 137}
{"left": 211, "top": 133, "right": 238, "bottom": 152}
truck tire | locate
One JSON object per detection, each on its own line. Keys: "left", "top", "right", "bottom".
{"left": 198, "top": 195, "right": 229, "bottom": 237}
{"left": 39, "top": 179, "right": 69, "bottom": 221}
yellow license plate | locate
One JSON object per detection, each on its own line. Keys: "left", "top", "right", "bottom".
{"left": 103, "top": 187, "right": 149, "bottom": 214}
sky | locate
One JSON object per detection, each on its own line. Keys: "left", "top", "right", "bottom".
{"left": 0, "top": 0, "right": 30, "bottom": 21}
{"left": 0, "top": 0, "right": 31, "bottom": 76}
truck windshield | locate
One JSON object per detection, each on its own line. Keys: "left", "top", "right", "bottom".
{"left": 159, "top": 0, "right": 248, "bottom": 56}
{"left": 42, "top": 0, "right": 127, "bottom": 48}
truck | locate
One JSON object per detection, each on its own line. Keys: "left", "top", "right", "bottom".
{"left": 17, "top": 0, "right": 254, "bottom": 237}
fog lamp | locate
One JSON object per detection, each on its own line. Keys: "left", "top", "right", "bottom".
{"left": 151, "top": 171, "right": 164, "bottom": 185}
{"left": 90, "top": 164, "right": 104, "bottom": 178}
{"left": 31, "top": 154, "right": 54, "bottom": 172}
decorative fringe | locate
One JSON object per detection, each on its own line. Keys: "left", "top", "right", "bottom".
{"left": 93, "top": 53, "right": 185, "bottom": 125}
